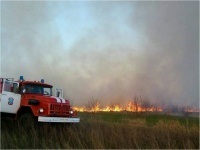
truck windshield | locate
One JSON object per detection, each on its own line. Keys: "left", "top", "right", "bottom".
{"left": 23, "top": 84, "right": 52, "bottom": 95}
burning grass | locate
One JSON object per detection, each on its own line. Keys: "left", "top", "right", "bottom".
{"left": 73, "top": 98, "right": 199, "bottom": 114}
{"left": 73, "top": 101, "right": 163, "bottom": 112}
{"left": 1, "top": 112, "right": 199, "bottom": 149}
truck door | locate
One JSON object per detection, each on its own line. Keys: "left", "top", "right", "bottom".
{"left": 0, "top": 81, "right": 21, "bottom": 114}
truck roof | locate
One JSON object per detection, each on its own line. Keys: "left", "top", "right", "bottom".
{"left": 20, "top": 81, "right": 53, "bottom": 88}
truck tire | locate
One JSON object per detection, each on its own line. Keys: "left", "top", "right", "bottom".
{"left": 17, "top": 113, "right": 37, "bottom": 129}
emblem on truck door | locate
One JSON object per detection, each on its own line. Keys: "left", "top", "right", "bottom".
{"left": 8, "top": 97, "right": 14, "bottom": 105}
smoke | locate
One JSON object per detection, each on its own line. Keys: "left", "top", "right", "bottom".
{"left": 130, "top": 1, "right": 199, "bottom": 107}
{"left": 1, "top": 1, "right": 199, "bottom": 107}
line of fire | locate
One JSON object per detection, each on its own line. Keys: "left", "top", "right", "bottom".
{"left": 72, "top": 97, "right": 199, "bottom": 116}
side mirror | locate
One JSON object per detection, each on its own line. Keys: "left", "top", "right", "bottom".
{"left": 57, "top": 92, "right": 60, "bottom": 97}
{"left": 55, "top": 88, "right": 63, "bottom": 98}
{"left": 22, "top": 88, "right": 26, "bottom": 93}
{"left": 13, "top": 83, "right": 19, "bottom": 93}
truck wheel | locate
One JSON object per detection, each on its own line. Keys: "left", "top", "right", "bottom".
{"left": 17, "top": 113, "right": 37, "bottom": 129}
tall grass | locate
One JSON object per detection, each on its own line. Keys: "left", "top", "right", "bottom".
{"left": 1, "top": 112, "right": 199, "bottom": 149}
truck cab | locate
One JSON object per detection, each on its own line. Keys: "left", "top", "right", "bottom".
{"left": 0, "top": 76, "right": 80, "bottom": 123}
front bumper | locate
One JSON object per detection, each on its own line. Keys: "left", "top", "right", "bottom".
{"left": 38, "top": 116, "right": 80, "bottom": 123}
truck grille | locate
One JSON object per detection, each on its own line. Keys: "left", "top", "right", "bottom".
{"left": 50, "top": 104, "right": 70, "bottom": 115}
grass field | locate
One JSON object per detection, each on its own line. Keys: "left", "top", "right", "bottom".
{"left": 1, "top": 112, "right": 199, "bottom": 149}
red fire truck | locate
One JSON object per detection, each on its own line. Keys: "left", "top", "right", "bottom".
{"left": 0, "top": 76, "right": 80, "bottom": 123}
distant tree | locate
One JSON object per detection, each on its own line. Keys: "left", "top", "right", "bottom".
{"left": 87, "top": 97, "right": 101, "bottom": 112}
{"left": 133, "top": 96, "right": 140, "bottom": 112}
{"left": 140, "top": 98, "right": 151, "bottom": 112}
{"left": 171, "top": 105, "right": 179, "bottom": 113}
{"left": 152, "top": 103, "right": 160, "bottom": 112}
{"left": 181, "top": 105, "right": 190, "bottom": 117}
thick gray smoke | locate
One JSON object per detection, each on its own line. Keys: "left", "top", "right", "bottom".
{"left": 1, "top": 1, "right": 199, "bottom": 107}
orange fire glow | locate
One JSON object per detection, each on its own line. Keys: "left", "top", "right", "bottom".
{"left": 73, "top": 100, "right": 200, "bottom": 113}
{"left": 73, "top": 101, "right": 163, "bottom": 112}
{"left": 184, "top": 107, "right": 200, "bottom": 113}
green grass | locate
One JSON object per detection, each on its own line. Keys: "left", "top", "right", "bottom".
{"left": 1, "top": 112, "right": 199, "bottom": 149}
{"left": 79, "top": 111, "right": 199, "bottom": 127}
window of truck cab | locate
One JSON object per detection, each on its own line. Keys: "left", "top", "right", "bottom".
{"left": 3, "top": 81, "right": 13, "bottom": 92}
{"left": 23, "top": 84, "right": 52, "bottom": 95}
{"left": 2, "top": 80, "right": 19, "bottom": 93}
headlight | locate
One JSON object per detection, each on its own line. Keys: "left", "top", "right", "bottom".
{"left": 69, "top": 110, "right": 73, "bottom": 114}
{"left": 39, "top": 108, "right": 44, "bottom": 113}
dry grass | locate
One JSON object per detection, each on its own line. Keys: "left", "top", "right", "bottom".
{"left": 1, "top": 112, "right": 199, "bottom": 149}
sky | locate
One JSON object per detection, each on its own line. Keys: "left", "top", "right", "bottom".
{"left": 1, "top": 1, "right": 199, "bottom": 107}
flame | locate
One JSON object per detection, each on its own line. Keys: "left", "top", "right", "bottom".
{"left": 73, "top": 101, "right": 163, "bottom": 112}
{"left": 73, "top": 101, "right": 199, "bottom": 113}
{"left": 101, "top": 105, "right": 123, "bottom": 112}
{"left": 73, "top": 106, "right": 87, "bottom": 112}
{"left": 184, "top": 107, "right": 199, "bottom": 113}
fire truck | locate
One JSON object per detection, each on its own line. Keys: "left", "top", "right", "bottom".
{"left": 0, "top": 76, "right": 80, "bottom": 123}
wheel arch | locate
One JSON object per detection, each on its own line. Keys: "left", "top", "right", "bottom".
{"left": 16, "top": 106, "right": 34, "bottom": 119}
